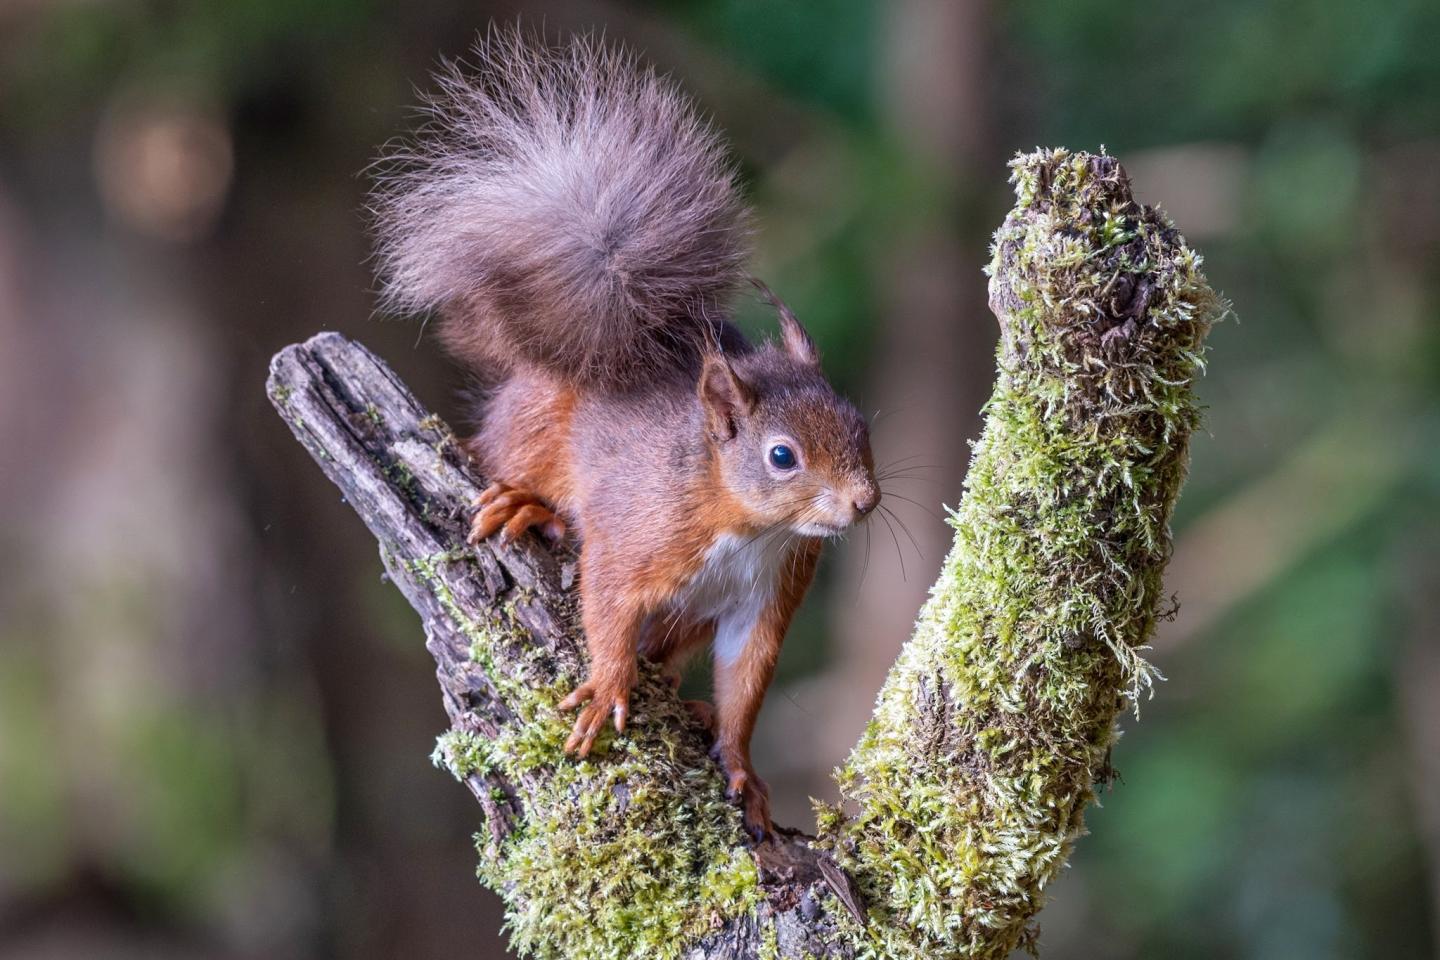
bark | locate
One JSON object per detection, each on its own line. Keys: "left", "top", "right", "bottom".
{"left": 266, "top": 149, "right": 1222, "bottom": 959}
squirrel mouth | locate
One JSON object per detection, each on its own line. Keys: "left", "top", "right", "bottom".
{"left": 794, "top": 520, "right": 849, "bottom": 538}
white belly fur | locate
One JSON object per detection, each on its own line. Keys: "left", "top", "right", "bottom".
{"left": 670, "top": 531, "right": 789, "bottom": 666}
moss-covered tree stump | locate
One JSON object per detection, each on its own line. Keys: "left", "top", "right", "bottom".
{"left": 266, "top": 148, "right": 1222, "bottom": 959}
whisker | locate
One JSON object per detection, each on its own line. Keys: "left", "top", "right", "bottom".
{"left": 874, "top": 468, "right": 946, "bottom": 483}
{"left": 879, "top": 503, "right": 925, "bottom": 561}
{"left": 875, "top": 477, "right": 948, "bottom": 493}
{"left": 656, "top": 609, "right": 685, "bottom": 656}
{"left": 875, "top": 454, "right": 943, "bottom": 472}
{"left": 782, "top": 687, "right": 815, "bottom": 718}
{"left": 740, "top": 514, "right": 807, "bottom": 556}
{"left": 867, "top": 403, "right": 917, "bottom": 427}
{"left": 875, "top": 464, "right": 946, "bottom": 476}
{"left": 780, "top": 530, "right": 800, "bottom": 571}
{"left": 855, "top": 518, "right": 872, "bottom": 600}
{"left": 736, "top": 496, "right": 823, "bottom": 551}
{"left": 875, "top": 507, "right": 907, "bottom": 582}
{"left": 877, "top": 490, "right": 944, "bottom": 520}
{"left": 755, "top": 493, "right": 825, "bottom": 514}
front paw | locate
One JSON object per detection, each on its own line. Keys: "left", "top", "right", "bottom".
{"left": 558, "top": 676, "right": 632, "bottom": 757}
{"left": 468, "top": 483, "right": 567, "bottom": 545}
{"left": 712, "top": 746, "right": 772, "bottom": 842}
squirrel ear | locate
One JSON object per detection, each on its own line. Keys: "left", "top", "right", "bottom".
{"left": 699, "top": 353, "right": 755, "bottom": 442}
{"left": 751, "top": 278, "right": 819, "bottom": 367}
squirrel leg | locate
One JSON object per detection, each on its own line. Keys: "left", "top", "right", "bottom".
{"left": 560, "top": 570, "right": 645, "bottom": 757}
{"left": 708, "top": 539, "right": 816, "bottom": 842}
{"left": 468, "top": 484, "right": 566, "bottom": 544}
{"left": 710, "top": 627, "right": 781, "bottom": 842}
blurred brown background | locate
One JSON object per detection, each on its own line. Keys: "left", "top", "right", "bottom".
{"left": 1, "top": 1, "right": 1437, "bottom": 957}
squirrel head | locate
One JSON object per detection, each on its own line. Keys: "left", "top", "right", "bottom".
{"left": 698, "top": 302, "right": 879, "bottom": 537}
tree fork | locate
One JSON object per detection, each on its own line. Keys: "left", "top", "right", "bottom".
{"left": 266, "top": 148, "right": 1222, "bottom": 959}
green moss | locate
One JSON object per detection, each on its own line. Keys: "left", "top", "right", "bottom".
{"left": 827, "top": 149, "right": 1223, "bottom": 959}
{"left": 384, "top": 461, "right": 419, "bottom": 497}
{"left": 433, "top": 729, "right": 498, "bottom": 780}
{"left": 760, "top": 919, "right": 781, "bottom": 960}
{"left": 490, "top": 755, "right": 761, "bottom": 960}
{"left": 408, "top": 549, "right": 762, "bottom": 960}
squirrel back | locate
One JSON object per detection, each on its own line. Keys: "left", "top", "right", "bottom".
{"left": 370, "top": 29, "right": 750, "bottom": 389}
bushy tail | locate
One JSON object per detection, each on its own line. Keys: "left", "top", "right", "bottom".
{"left": 369, "top": 29, "right": 750, "bottom": 389}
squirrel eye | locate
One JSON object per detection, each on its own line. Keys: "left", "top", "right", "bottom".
{"left": 768, "top": 444, "right": 797, "bottom": 470}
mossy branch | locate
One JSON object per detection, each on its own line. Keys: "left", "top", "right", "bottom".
{"left": 266, "top": 148, "right": 1221, "bottom": 960}
{"left": 827, "top": 148, "right": 1223, "bottom": 958}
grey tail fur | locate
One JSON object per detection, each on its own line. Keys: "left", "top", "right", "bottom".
{"left": 368, "top": 28, "right": 751, "bottom": 390}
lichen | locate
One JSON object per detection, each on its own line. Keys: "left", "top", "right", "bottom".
{"left": 826, "top": 148, "right": 1223, "bottom": 959}
{"left": 409, "top": 549, "right": 763, "bottom": 960}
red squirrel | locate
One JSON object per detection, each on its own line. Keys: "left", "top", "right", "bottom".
{"left": 370, "top": 31, "right": 878, "bottom": 838}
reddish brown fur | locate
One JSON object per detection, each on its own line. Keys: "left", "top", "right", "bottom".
{"left": 465, "top": 371, "right": 578, "bottom": 517}
{"left": 374, "top": 33, "right": 878, "bottom": 839}
{"left": 477, "top": 347, "right": 873, "bottom": 838}
{"left": 710, "top": 539, "right": 820, "bottom": 834}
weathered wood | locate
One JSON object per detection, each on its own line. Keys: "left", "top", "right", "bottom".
{"left": 266, "top": 333, "right": 553, "bottom": 837}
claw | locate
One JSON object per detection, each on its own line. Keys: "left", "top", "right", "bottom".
{"left": 559, "top": 678, "right": 631, "bottom": 757}
{"left": 558, "top": 681, "right": 594, "bottom": 713}
{"left": 713, "top": 746, "right": 772, "bottom": 841}
{"left": 476, "top": 482, "right": 509, "bottom": 507}
{"left": 563, "top": 709, "right": 605, "bottom": 756}
{"left": 468, "top": 484, "right": 566, "bottom": 545}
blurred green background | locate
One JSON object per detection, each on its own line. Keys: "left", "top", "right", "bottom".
{"left": 1, "top": 1, "right": 1437, "bottom": 958}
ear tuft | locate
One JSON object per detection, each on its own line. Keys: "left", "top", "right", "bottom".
{"left": 699, "top": 354, "right": 755, "bottom": 441}
{"left": 752, "top": 278, "right": 819, "bottom": 367}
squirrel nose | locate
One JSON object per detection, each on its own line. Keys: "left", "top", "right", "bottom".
{"left": 852, "top": 488, "right": 879, "bottom": 517}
